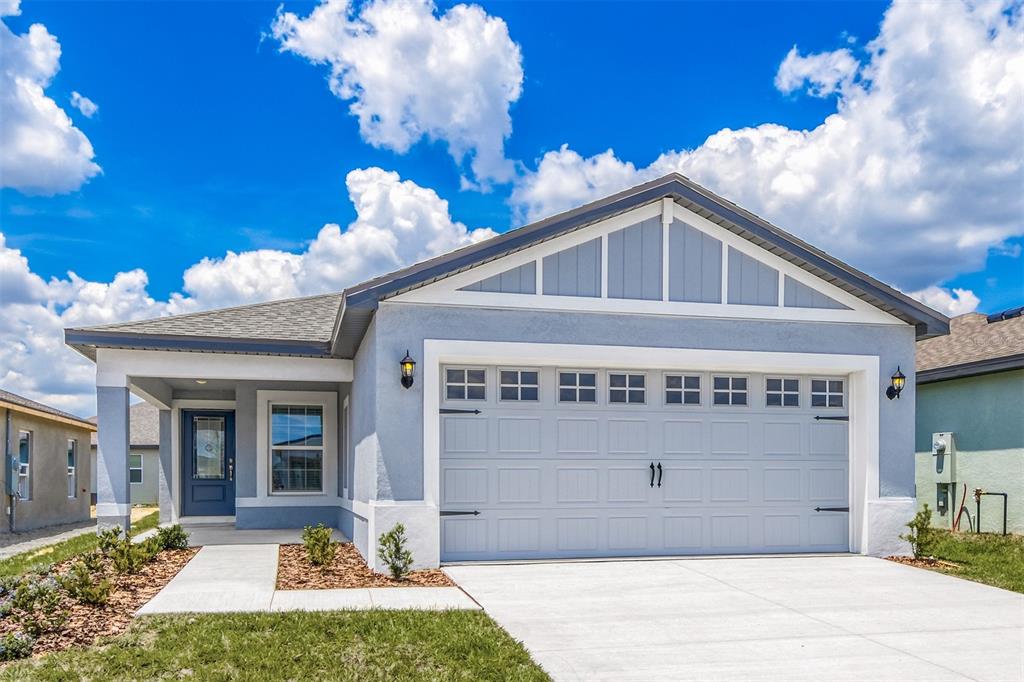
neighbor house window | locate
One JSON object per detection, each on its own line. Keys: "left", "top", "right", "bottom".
{"left": 271, "top": 404, "right": 324, "bottom": 493}
{"left": 811, "top": 379, "right": 844, "bottom": 408}
{"left": 665, "top": 374, "right": 701, "bottom": 406}
{"left": 129, "top": 454, "right": 143, "bottom": 484}
{"left": 609, "top": 372, "right": 645, "bottom": 404}
{"left": 558, "top": 371, "right": 597, "bottom": 403}
{"left": 67, "top": 439, "right": 77, "bottom": 498}
{"left": 766, "top": 378, "right": 800, "bottom": 407}
{"left": 499, "top": 369, "right": 539, "bottom": 401}
{"left": 17, "top": 430, "right": 31, "bottom": 500}
{"left": 445, "top": 368, "right": 486, "bottom": 400}
{"left": 712, "top": 376, "right": 748, "bottom": 406}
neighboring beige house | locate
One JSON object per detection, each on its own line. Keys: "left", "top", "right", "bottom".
{"left": 0, "top": 389, "right": 94, "bottom": 532}
{"left": 88, "top": 401, "right": 159, "bottom": 505}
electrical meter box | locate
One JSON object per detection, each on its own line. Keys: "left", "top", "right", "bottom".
{"left": 931, "top": 431, "right": 956, "bottom": 484}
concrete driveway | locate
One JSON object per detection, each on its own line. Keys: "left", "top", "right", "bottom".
{"left": 446, "top": 556, "right": 1023, "bottom": 682}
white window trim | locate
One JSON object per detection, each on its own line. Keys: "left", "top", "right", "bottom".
{"left": 811, "top": 377, "right": 847, "bottom": 409}
{"left": 342, "top": 395, "right": 350, "bottom": 499}
{"left": 17, "top": 430, "right": 31, "bottom": 501}
{"left": 497, "top": 367, "right": 540, "bottom": 403}
{"left": 607, "top": 370, "right": 647, "bottom": 406}
{"left": 711, "top": 374, "right": 750, "bottom": 407}
{"left": 663, "top": 371, "right": 703, "bottom": 407}
{"left": 67, "top": 439, "right": 77, "bottom": 499}
{"left": 766, "top": 376, "right": 801, "bottom": 408}
{"left": 443, "top": 366, "right": 488, "bottom": 402}
{"left": 556, "top": 368, "right": 600, "bottom": 405}
{"left": 129, "top": 452, "right": 144, "bottom": 484}
{"left": 256, "top": 390, "right": 338, "bottom": 500}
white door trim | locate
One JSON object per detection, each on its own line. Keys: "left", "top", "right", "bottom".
{"left": 170, "top": 399, "right": 236, "bottom": 524}
{"left": 422, "top": 339, "right": 880, "bottom": 555}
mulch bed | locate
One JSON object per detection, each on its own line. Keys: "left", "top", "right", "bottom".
{"left": 277, "top": 543, "right": 454, "bottom": 590}
{"left": 0, "top": 547, "right": 198, "bottom": 659}
{"left": 886, "top": 555, "right": 961, "bottom": 570}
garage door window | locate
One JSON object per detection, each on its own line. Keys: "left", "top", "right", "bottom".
{"left": 559, "top": 371, "right": 597, "bottom": 403}
{"left": 712, "top": 376, "right": 747, "bottom": 406}
{"left": 500, "top": 369, "right": 539, "bottom": 401}
{"left": 811, "top": 379, "right": 844, "bottom": 408}
{"left": 665, "top": 374, "right": 701, "bottom": 405}
{"left": 766, "top": 377, "right": 800, "bottom": 407}
{"left": 609, "top": 372, "right": 645, "bottom": 404}
{"left": 446, "top": 368, "right": 486, "bottom": 400}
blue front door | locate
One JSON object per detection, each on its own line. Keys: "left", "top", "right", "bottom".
{"left": 182, "top": 410, "right": 235, "bottom": 517}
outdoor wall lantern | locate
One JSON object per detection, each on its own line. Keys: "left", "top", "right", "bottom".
{"left": 400, "top": 351, "right": 416, "bottom": 389}
{"left": 885, "top": 366, "right": 906, "bottom": 400}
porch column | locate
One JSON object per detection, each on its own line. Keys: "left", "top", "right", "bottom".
{"left": 95, "top": 386, "right": 131, "bottom": 532}
{"left": 157, "top": 409, "right": 173, "bottom": 524}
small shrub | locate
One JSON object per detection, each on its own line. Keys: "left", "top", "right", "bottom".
{"left": 156, "top": 524, "right": 190, "bottom": 550}
{"left": 0, "top": 576, "right": 18, "bottom": 617}
{"left": 11, "top": 575, "right": 67, "bottom": 636}
{"left": 58, "top": 561, "right": 111, "bottom": 606}
{"left": 902, "top": 503, "right": 935, "bottom": 559}
{"left": 301, "top": 524, "right": 338, "bottom": 567}
{"left": 80, "top": 550, "right": 104, "bottom": 573}
{"left": 140, "top": 536, "right": 163, "bottom": 562}
{"left": 0, "top": 631, "right": 34, "bottom": 661}
{"left": 97, "top": 526, "right": 123, "bottom": 555}
{"left": 377, "top": 523, "right": 414, "bottom": 581}
{"left": 110, "top": 539, "right": 145, "bottom": 574}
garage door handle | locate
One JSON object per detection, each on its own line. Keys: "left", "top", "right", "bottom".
{"left": 814, "top": 507, "right": 849, "bottom": 512}
{"left": 814, "top": 415, "right": 849, "bottom": 421}
{"left": 440, "top": 408, "right": 482, "bottom": 415}
{"left": 657, "top": 463, "right": 663, "bottom": 488}
{"left": 440, "top": 510, "right": 481, "bottom": 516}
{"left": 649, "top": 462, "right": 656, "bottom": 487}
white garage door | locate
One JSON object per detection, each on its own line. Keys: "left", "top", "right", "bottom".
{"left": 440, "top": 366, "right": 850, "bottom": 562}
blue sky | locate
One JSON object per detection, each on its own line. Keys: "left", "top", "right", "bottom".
{"left": 1, "top": 0, "right": 1021, "bottom": 413}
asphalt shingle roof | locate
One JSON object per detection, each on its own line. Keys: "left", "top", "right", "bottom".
{"left": 87, "top": 400, "right": 159, "bottom": 447}
{"left": 917, "top": 312, "right": 1024, "bottom": 372}
{"left": 0, "top": 388, "right": 95, "bottom": 428}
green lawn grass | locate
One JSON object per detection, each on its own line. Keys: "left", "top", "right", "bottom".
{"left": 0, "top": 610, "right": 550, "bottom": 681}
{"left": 924, "top": 529, "right": 1024, "bottom": 593}
{"left": 0, "top": 510, "right": 159, "bottom": 578}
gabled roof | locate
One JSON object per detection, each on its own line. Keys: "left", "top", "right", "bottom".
{"left": 0, "top": 389, "right": 96, "bottom": 430}
{"left": 66, "top": 173, "right": 949, "bottom": 361}
{"left": 87, "top": 400, "right": 159, "bottom": 448}
{"left": 917, "top": 309, "right": 1024, "bottom": 383}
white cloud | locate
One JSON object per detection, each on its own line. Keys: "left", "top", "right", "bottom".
{"left": 69, "top": 91, "right": 98, "bottom": 118}
{"left": 511, "top": 0, "right": 1023, "bottom": 296}
{"left": 774, "top": 45, "right": 860, "bottom": 97}
{"left": 907, "top": 286, "right": 980, "bottom": 317}
{"left": 0, "top": 168, "right": 493, "bottom": 414}
{"left": 0, "top": 1, "right": 101, "bottom": 194}
{"left": 271, "top": 0, "right": 523, "bottom": 185}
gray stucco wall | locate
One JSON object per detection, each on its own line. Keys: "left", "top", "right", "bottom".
{"left": 368, "top": 302, "right": 917, "bottom": 502}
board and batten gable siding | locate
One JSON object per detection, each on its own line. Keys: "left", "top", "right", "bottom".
{"left": 460, "top": 262, "right": 536, "bottom": 294}
{"left": 542, "top": 237, "right": 602, "bottom": 297}
{"left": 784, "top": 275, "right": 849, "bottom": 310}
{"left": 668, "top": 220, "right": 722, "bottom": 303}
{"left": 728, "top": 247, "right": 779, "bottom": 307}
{"left": 607, "top": 217, "right": 662, "bottom": 300}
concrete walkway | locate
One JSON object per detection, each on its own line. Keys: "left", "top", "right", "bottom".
{"left": 446, "top": 556, "right": 1024, "bottom": 682}
{"left": 138, "top": 544, "right": 477, "bottom": 615}
{"left": 0, "top": 521, "right": 96, "bottom": 559}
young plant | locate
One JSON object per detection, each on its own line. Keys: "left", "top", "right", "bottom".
{"left": 11, "top": 575, "right": 67, "bottom": 636}
{"left": 901, "top": 503, "right": 935, "bottom": 559}
{"left": 97, "top": 526, "right": 123, "bottom": 555}
{"left": 377, "top": 523, "right": 414, "bottom": 581}
{"left": 301, "top": 524, "right": 339, "bottom": 567}
{"left": 110, "top": 538, "right": 145, "bottom": 574}
{"left": 156, "top": 524, "right": 190, "bottom": 550}
{"left": 140, "top": 536, "right": 163, "bottom": 562}
{"left": 0, "top": 631, "right": 34, "bottom": 661}
{"left": 58, "top": 561, "right": 111, "bottom": 606}
{"left": 80, "top": 550, "right": 104, "bottom": 573}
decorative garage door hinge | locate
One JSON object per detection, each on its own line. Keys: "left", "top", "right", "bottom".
{"left": 440, "top": 408, "right": 482, "bottom": 414}
{"left": 440, "top": 510, "right": 481, "bottom": 516}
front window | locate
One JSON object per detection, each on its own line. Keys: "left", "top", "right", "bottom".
{"left": 17, "top": 430, "right": 31, "bottom": 500}
{"left": 271, "top": 404, "right": 324, "bottom": 493}
{"left": 445, "top": 368, "right": 486, "bottom": 400}
{"left": 665, "top": 374, "right": 701, "bottom": 405}
{"left": 67, "top": 440, "right": 77, "bottom": 498}
{"left": 609, "top": 372, "right": 646, "bottom": 404}
{"left": 559, "top": 371, "right": 597, "bottom": 403}
{"left": 499, "top": 369, "right": 539, "bottom": 402}
{"left": 129, "top": 454, "right": 144, "bottom": 484}
{"left": 712, "top": 376, "right": 748, "bottom": 406}
{"left": 811, "top": 379, "right": 845, "bottom": 408}
{"left": 766, "top": 378, "right": 800, "bottom": 407}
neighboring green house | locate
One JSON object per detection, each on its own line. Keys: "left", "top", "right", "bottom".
{"left": 88, "top": 401, "right": 159, "bottom": 506}
{"left": 915, "top": 307, "right": 1024, "bottom": 534}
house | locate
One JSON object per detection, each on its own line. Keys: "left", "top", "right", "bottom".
{"left": 87, "top": 401, "right": 160, "bottom": 506}
{"left": 64, "top": 174, "right": 949, "bottom": 569}
{"left": 915, "top": 308, "right": 1023, "bottom": 534}
{"left": 0, "top": 389, "right": 94, "bottom": 532}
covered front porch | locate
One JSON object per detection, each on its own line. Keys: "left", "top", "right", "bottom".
{"left": 92, "top": 348, "right": 356, "bottom": 535}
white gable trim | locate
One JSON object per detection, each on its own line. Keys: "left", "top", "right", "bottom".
{"left": 390, "top": 201, "right": 904, "bottom": 327}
